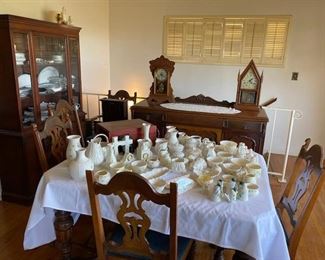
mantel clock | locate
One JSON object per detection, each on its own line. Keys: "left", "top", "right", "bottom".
{"left": 147, "top": 55, "right": 175, "bottom": 105}
{"left": 235, "top": 60, "right": 263, "bottom": 111}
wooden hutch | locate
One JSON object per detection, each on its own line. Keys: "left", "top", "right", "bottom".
{"left": 0, "top": 15, "right": 83, "bottom": 204}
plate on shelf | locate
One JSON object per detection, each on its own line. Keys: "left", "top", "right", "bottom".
{"left": 18, "top": 74, "right": 31, "bottom": 88}
{"left": 38, "top": 66, "right": 59, "bottom": 84}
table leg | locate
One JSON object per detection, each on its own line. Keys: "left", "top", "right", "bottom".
{"left": 54, "top": 210, "right": 73, "bottom": 260}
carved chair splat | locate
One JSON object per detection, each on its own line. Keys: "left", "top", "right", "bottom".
{"left": 108, "top": 90, "right": 137, "bottom": 105}
{"left": 276, "top": 138, "right": 324, "bottom": 259}
{"left": 86, "top": 170, "right": 193, "bottom": 260}
{"left": 32, "top": 116, "right": 71, "bottom": 173}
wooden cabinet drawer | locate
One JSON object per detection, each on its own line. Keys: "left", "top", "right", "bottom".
{"left": 227, "top": 121, "right": 262, "bottom": 132}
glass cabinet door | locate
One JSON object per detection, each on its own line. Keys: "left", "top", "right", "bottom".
{"left": 13, "top": 32, "right": 35, "bottom": 127}
{"left": 33, "top": 35, "right": 68, "bottom": 122}
{"left": 68, "top": 38, "right": 81, "bottom": 105}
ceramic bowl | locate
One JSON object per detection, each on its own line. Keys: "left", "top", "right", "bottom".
{"left": 147, "top": 156, "right": 160, "bottom": 168}
{"left": 109, "top": 162, "right": 125, "bottom": 174}
{"left": 222, "top": 163, "right": 241, "bottom": 175}
{"left": 231, "top": 158, "right": 249, "bottom": 167}
{"left": 220, "top": 140, "right": 237, "bottom": 154}
{"left": 216, "top": 151, "right": 233, "bottom": 162}
{"left": 131, "top": 160, "right": 147, "bottom": 173}
{"left": 197, "top": 174, "right": 214, "bottom": 187}
{"left": 95, "top": 169, "right": 111, "bottom": 185}
{"left": 207, "top": 156, "right": 223, "bottom": 168}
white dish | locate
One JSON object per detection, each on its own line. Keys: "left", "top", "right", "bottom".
{"left": 18, "top": 74, "right": 31, "bottom": 88}
{"left": 38, "top": 66, "right": 59, "bottom": 84}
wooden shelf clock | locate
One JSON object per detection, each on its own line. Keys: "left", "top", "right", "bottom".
{"left": 235, "top": 60, "right": 263, "bottom": 111}
{"left": 147, "top": 55, "right": 175, "bottom": 105}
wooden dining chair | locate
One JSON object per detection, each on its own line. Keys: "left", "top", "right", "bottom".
{"left": 32, "top": 115, "right": 72, "bottom": 173}
{"left": 86, "top": 170, "right": 194, "bottom": 260}
{"left": 276, "top": 138, "right": 324, "bottom": 259}
{"left": 53, "top": 99, "right": 85, "bottom": 146}
{"left": 108, "top": 89, "right": 137, "bottom": 105}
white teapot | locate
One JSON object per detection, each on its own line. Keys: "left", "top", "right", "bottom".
{"left": 86, "top": 134, "right": 108, "bottom": 166}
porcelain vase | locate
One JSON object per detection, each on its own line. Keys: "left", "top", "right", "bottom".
{"left": 142, "top": 123, "right": 152, "bottom": 145}
{"left": 69, "top": 148, "right": 94, "bottom": 181}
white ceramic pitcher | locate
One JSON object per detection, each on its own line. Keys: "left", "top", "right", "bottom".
{"left": 86, "top": 134, "right": 108, "bottom": 166}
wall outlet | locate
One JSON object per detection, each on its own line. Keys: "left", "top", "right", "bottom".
{"left": 292, "top": 72, "right": 299, "bottom": 81}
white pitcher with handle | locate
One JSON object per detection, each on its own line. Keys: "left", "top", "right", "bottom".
{"left": 86, "top": 134, "right": 108, "bottom": 167}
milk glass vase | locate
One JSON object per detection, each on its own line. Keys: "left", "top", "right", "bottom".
{"left": 69, "top": 148, "right": 94, "bottom": 181}
{"left": 66, "top": 135, "right": 82, "bottom": 161}
{"left": 142, "top": 123, "right": 152, "bottom": 146}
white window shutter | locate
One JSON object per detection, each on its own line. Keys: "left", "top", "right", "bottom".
{"left": 183, "top": 20, "right": 204, "bottom": 61}
{"left": 242, "top": 19, "right": 266, "bottom": 64}
{"left": 222, "top": 19, "right": 244, "bottom": 63}
{"left": 263, "top": 18, "right": 290, "bottom": 65}
{"left": 165, "top": 20, "right": 184, "bottom": 58}
{"left": 202, "top": 19, "right": 224, "bottom": 62}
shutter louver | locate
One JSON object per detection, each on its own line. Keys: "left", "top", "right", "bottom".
{"left": 166, "top": 20, "right": 184, "bottom": 58}
{"left": 242, "top": 19, "right": 265, "bottom": 63}
{"left": 184, "top": 21, "right": 203, "bottom": 61}
{"left": 202, "top": 19, "right": 223, "bottom": 62}
{"left": 223, "top": 19, "right": 244, "bottom": 63}
{"left": 263, "top": 19, "right": 289, "bottom": 65}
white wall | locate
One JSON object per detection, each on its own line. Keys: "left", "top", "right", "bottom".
{"left": 0, "top": 0, "right": 110, "bottom": 94}
{"left": 109, "top": 0, "right": 325, "bottom": 155}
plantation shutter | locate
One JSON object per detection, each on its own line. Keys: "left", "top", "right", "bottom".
{"left": 183, "top": 20, "right": 204, "bottom": 61}
{"left": 202, "top": 19, "right": 224, "bottom": 62}
{"left": 164, "top": 16, "right": 290, "bottom": 66}
{"left": 222, "top": 19, "right": 244, "bottom": 63}
{"left": 263, "top": 18, "right": 289, "bottom": 65}
{"left": 165, "top": 19, "right": 184, "bottom": 58}
{"left": 242, "top": 19, "right": 266, "bottom": 64}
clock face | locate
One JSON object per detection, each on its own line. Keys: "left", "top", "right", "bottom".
{"left": 241, "top": 69, "right": 257, "bottom": 90}
{"left": 154, "top": 68, "right": 168, "bottom": 81}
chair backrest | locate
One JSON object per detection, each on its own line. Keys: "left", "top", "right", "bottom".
{"left": 276, "top": 138, "right": 324, "bottom": 259}
{"left": 86, "top": 170, "right": 178, "bottom": 260}
{"left": 53, "top": 99, "right": 85, "bottom": 146}
{"left": 32, "top": 115, "right": 71, "bottom": 173}
{"left": 108, "top": 90, "right": 137, "bottom": 105}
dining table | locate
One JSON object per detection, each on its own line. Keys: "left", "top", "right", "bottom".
{"left": 23, "top": 153, "right": 290, "bottom": 260}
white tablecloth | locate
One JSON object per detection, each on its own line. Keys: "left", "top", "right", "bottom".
{"left": 23, "top": 155, "right": 289, "bottom": 260}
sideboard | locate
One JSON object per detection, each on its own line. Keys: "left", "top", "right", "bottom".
{"left": 131, "top": 97, "right": 268, "bottom": 154}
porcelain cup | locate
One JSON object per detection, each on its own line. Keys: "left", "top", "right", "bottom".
{"left": 247, "top": 183, "right": 259, "bottom": 196}
{"left": 246, "top": 163, "right": 262, "bottom": 176}
{"left": 109, "top": 162, "right": 125, "bottom": 175}
{"left": 95, "top": 169, "right": 111, "bottom": 185}
{"left": 244, "top": 174, "right": 256, "bottom": 184}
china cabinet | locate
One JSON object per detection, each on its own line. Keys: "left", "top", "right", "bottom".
{"left": 0, "top": 15, "right": 83, "bottom": 203}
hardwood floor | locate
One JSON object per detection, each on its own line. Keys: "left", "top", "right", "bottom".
{"left": 0, "top": 154, "right": 324, "bottom": 260}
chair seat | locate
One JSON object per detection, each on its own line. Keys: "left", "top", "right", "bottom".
{"left": 109, "top": 224, "right": 193, "bottom": 259}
